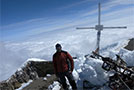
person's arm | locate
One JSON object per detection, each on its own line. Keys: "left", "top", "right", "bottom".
{"left": 67, "top": 52, "right": 74, "bottom": 72}
{"left": 53, "top": 55, "right": 57, "bottom": 75}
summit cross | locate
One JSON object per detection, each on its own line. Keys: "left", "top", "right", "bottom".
{"left": 76, "top": 3, "right": 127, "bottom": 54}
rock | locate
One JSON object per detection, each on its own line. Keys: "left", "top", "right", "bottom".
{"left": 83, "top": 80, "right": 101, "bottom": 89}
{"left": 124, "top": 38, "right": 134, "bottom": 51}
{"left": 0, "top": 60, "right": 54, "bottom": 90}
{"left": 13, "top": 82, "right": 22, "bottom": 89}
{"left": 0, "top": 81, "right": 14, "bottom": 90}
{"left": 22, "top": 75, "right": 58, "bottom": 90}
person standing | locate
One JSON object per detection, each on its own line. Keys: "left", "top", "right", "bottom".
{"left": 53, "top": 43, "right": 77, "bottom": 90}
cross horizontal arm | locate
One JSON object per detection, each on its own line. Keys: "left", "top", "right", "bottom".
{"left": 103, "top": 26, "right": 127, "bottom": 29}
{"left": 76, "top": 27, "right": 95, "bottom": 29}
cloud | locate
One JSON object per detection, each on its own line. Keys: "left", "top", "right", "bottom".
{"left": 81, "top": 0, "right": 134, "bottom": 17}
{"left": 29, "top": 6, "right": 132, "bottom": 37}
{"left": 103, "top": 0, "right": 134, "bottom": 7}
{"left": 2, "top": 17, "right": 50, "bottom": 30}
{"left": 0, "top": 42, "right": 28, "bottom": 81}
{"left": 57, "top": 0, "right": 95, "bottom": 10}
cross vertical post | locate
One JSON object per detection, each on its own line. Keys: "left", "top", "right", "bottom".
{"left": 98, "top": 3, "right": 101, "bottom": 25}
{"left": 96, "top": 3, "right": 101, "bottom": 54}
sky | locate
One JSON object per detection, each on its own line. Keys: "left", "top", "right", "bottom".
{"left": 0, "top": 0, "right": 134, "bottom": 42}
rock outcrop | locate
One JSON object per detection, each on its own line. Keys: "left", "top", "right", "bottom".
{"left": 124, "top": 38, "right": 134, "bottom": 51}
{"left": 0, "top": 60, "right": 54, "bottom": 90}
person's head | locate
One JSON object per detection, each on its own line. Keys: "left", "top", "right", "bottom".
{"left": 55, "top": 43, "right": 62, "bottom": 52}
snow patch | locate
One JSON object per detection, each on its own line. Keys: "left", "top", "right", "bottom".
{"left": 46, "top": 74, "right": 51, "bottom": 77}
{"left": 43, "top": 77, "right": 47, "bottom": 81}
{"left": 48, "top": 81, "right": 61, "bottom": 90}
{"left": 27, "top": 58, "right": 47, "bottom": 62}
{"left": 15, "top": 80, "right": 33, "bottom": 90}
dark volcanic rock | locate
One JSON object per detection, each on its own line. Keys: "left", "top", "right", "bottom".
{"left": 124, "top": 38, "right": 134, "bottom": 51}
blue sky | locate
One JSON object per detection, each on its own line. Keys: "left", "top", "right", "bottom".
{"left": 1, "top": 0, "right": 133, "bottom": 42}
{"left": 2, "top": 0, "right": 103, "bottom": 25}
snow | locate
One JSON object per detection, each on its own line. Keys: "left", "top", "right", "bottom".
{"left": 46, "top": 74, "right": 51, "bottom": 77}
{"left": 27, "top": 58, "right": 47, "bottom": 62}
{"left": 48, "top": 81, "right": 61, "bottom": 90}
{"left": 75, "top": 41, "right": 134, "bottom": 88}
{"left": 74, "top": 58, "right": 109, "bottom": 88}
{"left": 43, "top": 75, "right": 52, "bottom": 81}
{"left": 72, "top": 69, "right": 79, "bottom": 81}
{"left": 15, "top": 80, "right": 33, "bottom": 90}
{"left": 118, "top": 49, "right": 134, "bottom": 66}
{"left": 43, "top": 77, "right": 47, "bottom": 81}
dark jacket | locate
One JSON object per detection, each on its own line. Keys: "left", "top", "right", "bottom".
{"left": 53, "top": 51, "right": 74, "bottom": 74}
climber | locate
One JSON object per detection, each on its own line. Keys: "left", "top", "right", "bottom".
{"left": 53, "top": 43, "right": 77, "bottom": 90}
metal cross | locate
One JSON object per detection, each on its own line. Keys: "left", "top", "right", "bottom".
{"left": 76, "top": 3, "right": 127, "bottom": 55}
